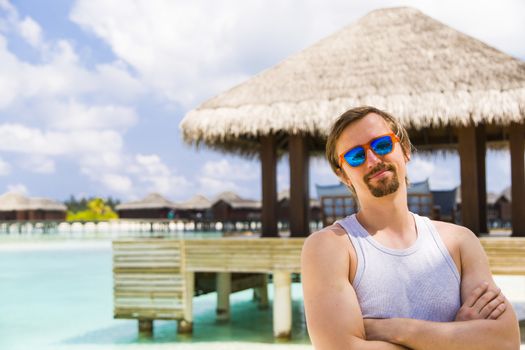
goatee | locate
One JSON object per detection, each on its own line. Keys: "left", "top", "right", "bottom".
{"left": 364, "top": 163, "right": 399, "bottom": 197}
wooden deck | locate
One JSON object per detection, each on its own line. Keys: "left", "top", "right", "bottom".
{"left": 112, "top": 236, "right": 525, "bottom": 338}
{"left": 184, "top": 238, "right": 303, "bottom": 273}
{"left": 480, "top": 237, "right": 525, "bottom": 275}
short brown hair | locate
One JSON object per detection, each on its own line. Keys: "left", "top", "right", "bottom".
{"left": 326, "top": 106, "right": 412, "bottom": 175}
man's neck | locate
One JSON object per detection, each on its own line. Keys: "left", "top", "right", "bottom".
{"left": 356, "top": 190, "right": 414, "bottom": 238}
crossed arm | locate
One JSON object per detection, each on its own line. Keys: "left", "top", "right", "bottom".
{"left": 302, "top": 227, "right": 409, "bottom": 349}
{"left": 301, "top": 225, "right": 520, "bottom": 350}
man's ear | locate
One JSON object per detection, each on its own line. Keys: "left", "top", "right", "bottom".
{"left": 336, "top": 167, "right": 352, "bottom": 187}
{"left": 404, "top": 149, "right": 411, "bottom": 163}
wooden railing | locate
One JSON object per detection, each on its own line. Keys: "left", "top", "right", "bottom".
{"left": 184, "top": 238, "right": 303, "bottom": 273}
{"left": 480, "top": 237, "right": 525, "bottom": 275}
{"left": 112, "top": 239, "right": 190, "bottom": 333}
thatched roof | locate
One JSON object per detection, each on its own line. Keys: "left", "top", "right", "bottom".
{"left": 212, "top": 191, "right": 261, "bottom": 209}
{"left": 175, "top": 194, "right": 211, "bottom": 210}
{"left": 278, "top": 189, "right": 320, "bottom": 207}
{"left": 0, "top": 192, "right": 66, "bottom": 211}
{"left": 498, "top": 186, "right": 512, "bottom": 202}
{"left": 487, "top": 192, "right": 499, "bottom": 205}
{"left": 181, "top": 6, "right": 525, "bottom": 155}
{"left": 116, "top": 193, "right": 176, "bottom": 210}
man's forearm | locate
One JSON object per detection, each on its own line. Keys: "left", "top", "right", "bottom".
{"left": 350, "top": 338, "right": 409, "bottom": 350}
{"left": 385, "top": 318, "right": 519, "bottom": 350}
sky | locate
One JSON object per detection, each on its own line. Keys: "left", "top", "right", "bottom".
{"left": 0, "top": 0, "right": 523, "bottom": 203}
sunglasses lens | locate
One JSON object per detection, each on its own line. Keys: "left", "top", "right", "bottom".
{"left": 371, "top": 136, "right": 394, "bottom": 155}
{"left": 344, "top": 146, "right": 366, "bottom": 167}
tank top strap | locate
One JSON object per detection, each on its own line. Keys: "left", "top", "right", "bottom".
{"left": 419, "top": 216, "right": 461, "bottom": 283}
{"left": 335, "top": 214, "right": 366, "bottom": 288}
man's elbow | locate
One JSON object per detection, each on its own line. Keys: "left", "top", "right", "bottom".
{"left": 311, "top": 335, "right": 366, "bottom": 350}
{"left": 501, "top": 337, "right": 520, "bottom": 350}
{"left": 496, "top": 320, "right": 520, "bottom": 350}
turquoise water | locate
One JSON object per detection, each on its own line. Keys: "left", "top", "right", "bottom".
{"left": 0, "top": 242, "right": 310, "bottom": 350}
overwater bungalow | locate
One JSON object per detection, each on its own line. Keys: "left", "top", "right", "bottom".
{"left": 116, "top": 193, "right": 177, "bottom": 219}
{"left": 174, "top": 194, "right": 212, "bottom": 222}
{"left": 277, "top": 189, "right": 322, "bottom": 229}
{"left": 0, "top": 192, "right": 66, "bottom": 221}
{"left": 210, "top": 191, "right": 261, "bottom": 230}
{"left": 487, "top": 187, "right": 512, "bottom": 228}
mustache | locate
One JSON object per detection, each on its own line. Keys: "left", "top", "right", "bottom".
{"left": 364, "top": 163, "right": 395, "bottom": 182}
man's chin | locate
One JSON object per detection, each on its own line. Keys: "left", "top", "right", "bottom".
{"left": 367, "top": 178, "right": 400, "bottom": 197}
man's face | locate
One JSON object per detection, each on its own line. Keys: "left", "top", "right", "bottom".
{"left": 335, "top": 113, "right": 408, "bottom": 199}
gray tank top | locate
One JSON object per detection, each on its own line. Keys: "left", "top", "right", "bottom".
{"left": 336, "top": 213, "right": 461, "bottom": 322}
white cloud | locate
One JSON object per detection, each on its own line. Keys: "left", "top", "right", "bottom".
{"left": 310, "top": 157, "right": 339, "bottom": 184}
{"left": 70, "top": 0, "right": 525, "bottom": 110}
{"left": 0, "top": 38, "right": 143, "bottom": 109}
{"left": 69, "top": 0, "right": 334, "bottom": 107}
{"left": 41, "top": 100, "right": 138, "bottom": 131}
{"left": 6, "top": 183, "right": 28, "bottom": 195}
{"left": 101, "top": 173, "right": 132, "bottom": 194}
{"left": 79, "top": 152, "right": 124, "bottom": 176}
{"left": 196, "top": 158, "right": 260, "bottom": 198}
{"left": 18, "top": 16, "right": 43, "bottom": 48}
{"left": 75, "top": 151, "right": 194, "bottom": 200}
{"left": 198, "top": 176, "right": 240, "bottom": 197}
{"left": 132, "top": 154, "right": 192, "bottom": 197}
{"left": 0, "top": 123, "right": 123, "bottom": 155}
{"left": 0, "top": 157, "right": 11, "bottom": 175}
{"left": 21, "top": 156, "right": 55, "bottom": 174}
{"left": 0, "top": 0, "right": 14, "bottom": 12}
{"left": 202, "top": 159, "right": 258, "bottom": 181}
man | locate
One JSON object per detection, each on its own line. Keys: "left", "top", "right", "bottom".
{"left": 301, "top": 106, "right": 520, "bottom": 349}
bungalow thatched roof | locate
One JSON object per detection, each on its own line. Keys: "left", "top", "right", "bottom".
{"left": 175, "top": 194, "right": 211, "bottom": 210}
{"left": 212, "top": 191, "right": 261, "bottom": 209}
{"left": 0, "top": 192, "right": 66, "bottom": 211}
{"left": 116, "top": 193, "right": 176, "bottom": 211}
{"left": 180, "top": 6, "right": 525, "bottom": 156}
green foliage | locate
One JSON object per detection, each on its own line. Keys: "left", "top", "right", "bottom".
{"left": 65, "top": 195, "right": 120, "bottom": 212}
{"left": 66, "top": 198, "right": 118, "bottom": 222}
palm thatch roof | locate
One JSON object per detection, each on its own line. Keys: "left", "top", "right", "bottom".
{"left": 212, "top": 191, "right": 261, "bottom": 209}
{"left": 278, "top": 189, "right": 320, "bottom": 207}
{"left": 181, "top": 6, "right": 525, "bottom": 156}
{"left": 175, "top": 194, "right": 211, "bottom": 210}
{"left": 0, "top": 192, "right": 66, "bottom": 211}
{"left": 116, "top": 193, "right": 176, "bottom": 210}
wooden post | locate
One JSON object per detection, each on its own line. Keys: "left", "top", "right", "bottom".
{"left": 289, "top": 134, "right": 310, "bottom": 237}
{"left": 458, "top": 125, "right": 488, "bottom": 235}
{"left": 273, "top": 271, "right": 292, "bottom": 339}
{"left": 216, "top": 272, "right": 231, "bottom": 321}
{"left": 510, "top": 122, "right": 525, "bottom": 237}
{"left": 178, "top": 271, "right": 194, "bottom": 334}
{"left": 138, "top": 319, "right": 153, "bottom": 335}
{"left": 261, "top": 135, "right": 278, "bottom": 237}
{"left": 255, "top": 274, "right": 269, "bottom": 309}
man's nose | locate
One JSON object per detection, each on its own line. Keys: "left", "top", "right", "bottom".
{"left": 366, "top": 148, "right": 382, "bottom": 167}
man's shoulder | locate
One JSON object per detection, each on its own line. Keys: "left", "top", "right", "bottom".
{"left": 302, "top": 223, "right": 349, "bottom": 257}
{"left": 301, "top": 224, "right": 352, "bottom": 277}
{"left": 429, "top": 219, "right": 478, "bottom": 245}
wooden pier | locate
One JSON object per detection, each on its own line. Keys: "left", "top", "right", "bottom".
{"left": 112, "top": 236, "right": 525, "bottom": 339}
